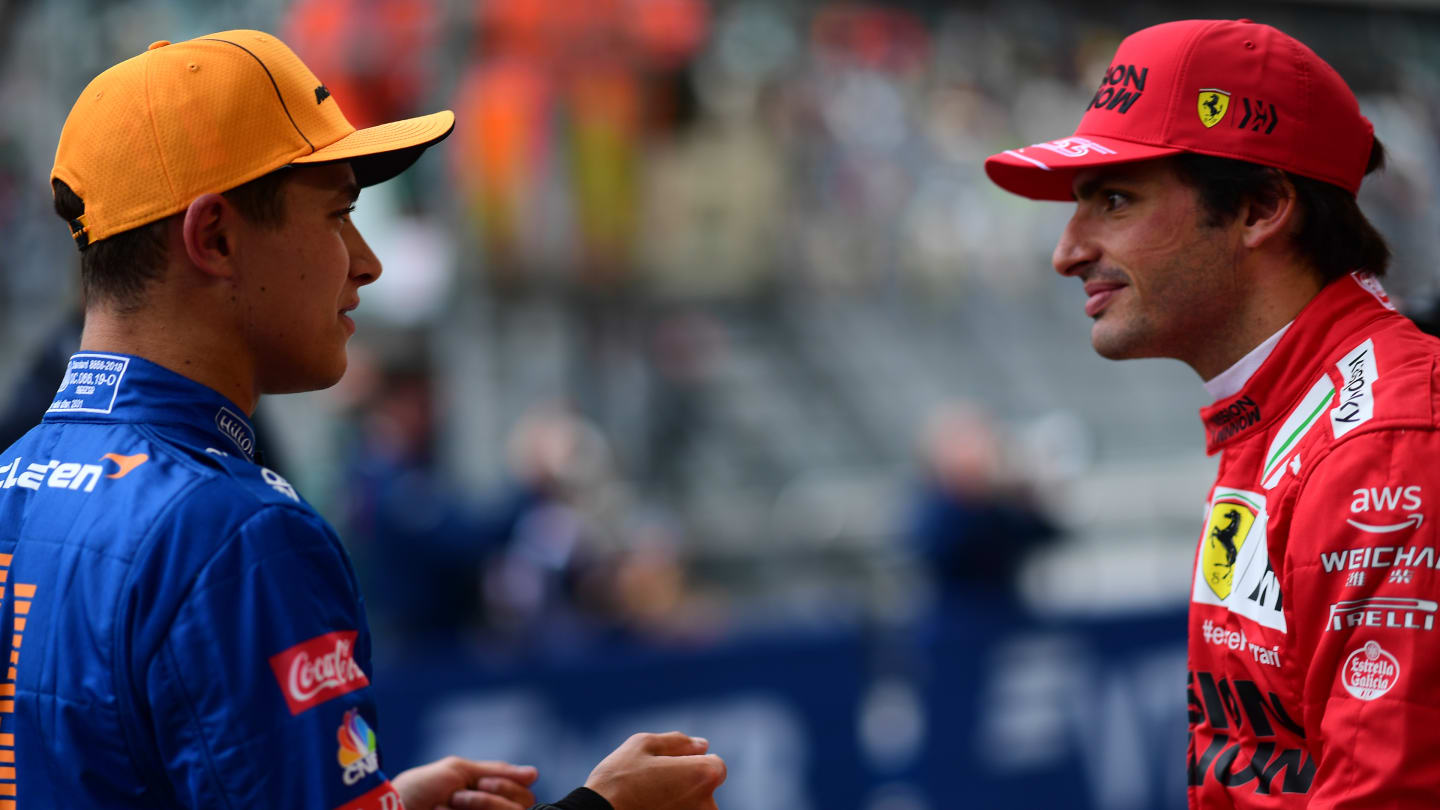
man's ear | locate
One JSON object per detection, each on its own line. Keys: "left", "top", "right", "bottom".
{"left": 181, "top": 193, "right": 238, "bottom": 277}
{"left": 1240, "top": 173, "right": 1300, "bottom": 251}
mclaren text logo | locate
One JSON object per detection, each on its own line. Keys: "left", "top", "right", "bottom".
{"left": 1188, "top": 671, "right": 1313, "bottom": 795}
{"left": 1327, "top": 597, "right": 1436, "bottom": 632}
{"left": 0, "top": 452, "right": 148, "bottom": 493}
{"left": 1198, "top": 89, "right": 1230, "bottom": 128}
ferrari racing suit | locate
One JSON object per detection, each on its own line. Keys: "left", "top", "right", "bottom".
{"left": 1188, "top": 272, "right": 1440, "bottom": 807}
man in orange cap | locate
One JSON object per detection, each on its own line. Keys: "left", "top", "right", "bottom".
{"left": 0, "top": 29, "right": 724, "bottom": 810}
{"left": 987, "top": 18, "right": 1440, "bottom": 809}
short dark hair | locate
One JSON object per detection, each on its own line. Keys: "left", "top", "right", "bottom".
{"left": 53, "top": 168, "right": 294, "bottom": 314}
{"left": 1170, "top": 139, "right": 1390, "bottom": 283}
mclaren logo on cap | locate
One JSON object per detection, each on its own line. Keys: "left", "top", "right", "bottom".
{"left": 1198, "top": 89, "right": 1230, "bottom": 128}
{"left": 315, "top": 84, "right": 331, "bottom": 104}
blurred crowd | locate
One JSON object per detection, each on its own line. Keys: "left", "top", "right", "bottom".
{"left": 4, "top": 0, "right": 1440, "bottom": 648}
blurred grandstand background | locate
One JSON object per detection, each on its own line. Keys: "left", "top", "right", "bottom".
{"left": 3, "top": 1, "right": 1440, "bottom": 808}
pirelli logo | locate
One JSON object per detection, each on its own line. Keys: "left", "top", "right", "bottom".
{"left": 0, "top": 553, "right": 37, "bottom": 808}
{"left": 1328, "top": 597, "right": 1437, "bottom": 632}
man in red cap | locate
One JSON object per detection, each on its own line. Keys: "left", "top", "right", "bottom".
{"left": 0, "top": 29, "right": 724, "bottom": 810}
{"left": 987, "top": 18, "right": 1440, "bottom": 809}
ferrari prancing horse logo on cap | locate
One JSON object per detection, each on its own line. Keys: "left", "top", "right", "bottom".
{"left": 1198, "top": 89, "right": 1230, "bottom": 128}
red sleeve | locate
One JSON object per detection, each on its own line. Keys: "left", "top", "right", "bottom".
{"left": 1286, "top": 428, "right": 1440, "bottom": 808}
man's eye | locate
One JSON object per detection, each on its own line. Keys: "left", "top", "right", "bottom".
{"left": 1103, "top": 191, "right": 1129, "bottom": 211}
{"left": 336, "top": 205, "right": 356, "bottom": 220}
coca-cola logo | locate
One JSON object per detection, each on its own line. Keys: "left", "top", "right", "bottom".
{"left": 269, "top": 630, "right": 370, "bottom": 715}
{"left": 335, "top": 782, "right": 403, "bottom": 810}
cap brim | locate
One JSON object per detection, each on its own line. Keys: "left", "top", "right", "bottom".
{"left": 984, "top": 134, "right": 1182, "bottom": 201}
{"left": 293, "top": 109, "right": 456, "bottom": 187}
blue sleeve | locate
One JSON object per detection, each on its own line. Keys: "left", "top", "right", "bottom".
{"left": 144, "top": 505, "right": 402, "bottom": 810}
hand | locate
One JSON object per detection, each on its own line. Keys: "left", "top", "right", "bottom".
{"left": 392, "top": 756, "right": 539, "bottom": 810}
{"left": 584, "top": 731, "right": 727, "bottom": 810}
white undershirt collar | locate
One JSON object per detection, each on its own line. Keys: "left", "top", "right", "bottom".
{"left": 1204, "top": 322, "right": 1293, "bottom": 401}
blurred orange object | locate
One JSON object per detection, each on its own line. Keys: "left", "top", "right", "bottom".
{"left": 284, "top": 0, "right": 441, "bottom": 128}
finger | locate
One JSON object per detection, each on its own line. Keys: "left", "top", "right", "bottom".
{"left": 662, "top": 753, "right": 727, "bottom": 789}
{"left": 447, "top": 790, "right": 527, "bottom": 810}
{"left": 471, "top": 777, "right": 537, "bottom": 806}
{"left": 637, "top": 731, "right": 710, "bottom": 756}
{"left": 448, "top": 758, "right": 540, "bottom": 786}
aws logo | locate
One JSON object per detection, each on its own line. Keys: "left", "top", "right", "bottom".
{"left": 0, "top": 452, "right": 148, "bottom": 493}
{"left": 1348, "top": 485, "right": 1423, "bottom": 533}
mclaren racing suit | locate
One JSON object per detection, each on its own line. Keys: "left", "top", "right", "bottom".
{"left": 1188, "top": 272, "right": 1440, "bottom": 808}
{"left": 0, "top": 354, "right": 604, "bottom": 809}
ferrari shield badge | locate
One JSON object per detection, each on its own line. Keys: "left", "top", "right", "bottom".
{"left": 1202, "top": 496, "right": 1257, "bottom": 599}
{"left": 1198, "top": 89, "right": 1230, "bottom": 129}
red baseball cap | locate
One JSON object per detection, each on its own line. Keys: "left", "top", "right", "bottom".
{"left": 985, "top": 19, "right": 1374, "bottom": 201}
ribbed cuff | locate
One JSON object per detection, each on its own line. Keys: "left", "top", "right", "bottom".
{"left": 535, "top": 786, "right": 613, "bottom": 810}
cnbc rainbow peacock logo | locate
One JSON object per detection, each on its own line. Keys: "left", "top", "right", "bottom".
{"left": 338, "top": 708, "right": 381, "bottom": 786}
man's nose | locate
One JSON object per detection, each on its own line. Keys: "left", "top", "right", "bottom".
{"left": 1052, "top": 211, "right": 1097, "bottom": 277}
{"left": 344, "top": 220, "right": 383, "bottom": 285}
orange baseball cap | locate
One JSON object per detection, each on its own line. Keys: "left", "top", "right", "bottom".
{"left": 51, "top": 30, "right": 455, "bottom": 247}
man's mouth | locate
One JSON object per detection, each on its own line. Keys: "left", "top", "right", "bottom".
{"left": 340, "top": 300, "right": 360, "bottom": 334}
{"left": 1083, "top": 281, "right": 1126, "bottom": 317}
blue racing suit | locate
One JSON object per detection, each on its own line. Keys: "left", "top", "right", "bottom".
{"left": 0, "top": 352, "right": 400, "bottom": 809}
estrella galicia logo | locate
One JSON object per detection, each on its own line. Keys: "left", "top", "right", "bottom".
{"left": 1198, "top": 89, "right": 1230, "bottom": 128}
{"left": 215, "top": 407, "right": 256, "bottom": 461}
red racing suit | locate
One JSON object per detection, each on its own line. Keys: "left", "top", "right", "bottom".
{"left": 1188, "top": 272, "right": 1440, "bottom": 808}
